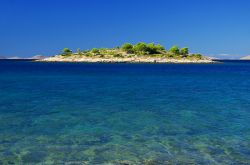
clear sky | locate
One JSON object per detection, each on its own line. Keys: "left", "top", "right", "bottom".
{"left": 0, "top": 0, "right": 250, "bottom": 58}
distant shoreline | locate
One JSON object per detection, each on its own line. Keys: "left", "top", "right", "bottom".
{"left": 3, "top": 59, "right": 250, "bottom": 64}
{"left": 38, "top": 56, "right": 215, "bottom": 64}
{"left": 0, "top": 59, "right": 35, "bottom": 61}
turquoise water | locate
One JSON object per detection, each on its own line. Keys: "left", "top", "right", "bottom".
{"left": 0, "top": 60, "right": 250, "bottom": 164}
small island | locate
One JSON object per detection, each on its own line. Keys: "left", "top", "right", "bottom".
{"left": 40, "top": 42, "right": 214, "bottom": 63}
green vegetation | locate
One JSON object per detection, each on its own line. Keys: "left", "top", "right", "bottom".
{"left": 58, "top": 42, "right": 205, "bottom": 60}
{"left": 180, "top": 47, "right": 189, "bottom": 57}
{"left": 169, "top": 46, "right": 180, "bottom": 55}
{"left": 189, "top": 54, "right": 202, "bottom": 59}
{"left": 147, "top": 43, "right": 165, "bottom": 54}
{"left": 133, "top": 42, "right": 148, "bottom": 55}
{"left": 121, "top": 43, "right": 134, "bottom": 53}
{"left": 62, "top": 48, "right": 72, "bottom": 56}
{"left": 91, "top": 48, "right": 100, "bottom": 55}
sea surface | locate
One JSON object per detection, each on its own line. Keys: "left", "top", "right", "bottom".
{"left": 0, "top": 60, "right": 250, "bottom": 164}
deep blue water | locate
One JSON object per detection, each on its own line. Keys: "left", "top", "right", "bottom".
{"left": 0, "top": 60, "right": 250, "bottom": 164}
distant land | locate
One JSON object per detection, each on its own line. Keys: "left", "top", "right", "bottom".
{"left": 40, "top": 42, "right": 215, "bottom": 63}
{"left": 28, "top": 55, "right": 46, "bottom": 60}
{"left": 7, "top": 56, "right": 22, "bottom": 59}
{"left": 240, "top": 55, "right": 250, "bottom": 60}
{"left": 0, "top": 55, "right": 46, "bottom": 60}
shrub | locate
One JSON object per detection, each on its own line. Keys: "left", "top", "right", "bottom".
{"left": 155, "top": 44, "right": 165, "bottom": 51}
{"left": 190, "top": 54, "right": 202, "bottom": 59}
{"left": 147, "top": 43, "right": 165, "bottom": 54}
{"left": 91, "top": 48, "right": 100, "bottom": 54}
{"left": 113, "top": 54, "right": 123, "bottom": 58}
{"left": 62, "top": 48, "right": 72, "bottom": 55}
{"left": 85, "top": 52, "right": 92, "bottom": 57}
{"left": 147, "top": 43, "right": 157, "bottom": 54}
{"left": 166, "top": 53, "right": 173, "bottom": 58}
{"left": 133, "top": 42, "right": 148, "bottom": 55}
{"left": 169, "top": 46, "right": 180, "bottom": 55}
{"left": 180, "top": 47, "right": 189, "bottom": 56}
{"left": 121, "top": 43, "right": 134, "bottom": 53}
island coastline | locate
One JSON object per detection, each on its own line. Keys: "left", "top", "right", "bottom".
{"left": 39, "top": 56, "right": 214, "bottom": 63}
{"left": 38, "top": 42, "right": 215, "bottom": 63}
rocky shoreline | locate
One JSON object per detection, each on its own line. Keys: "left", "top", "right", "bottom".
{"left": 39, "top": 56, "right": 214, "bottom": 63}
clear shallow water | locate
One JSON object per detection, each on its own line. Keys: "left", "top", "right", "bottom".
{"left": 0, "top": 60, "right": 250, "bottom": 164}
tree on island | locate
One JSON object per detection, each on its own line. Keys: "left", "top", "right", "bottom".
{"left": 121, "top": 42, "right": 166, "bottom": 55}
{"left": 147, "top": 43, "right": 165, "bottom": 54}
{"left": 121, "top": 43, "right": 134, "bottom": 54}
{"left": 180, "top": 47, "right": 189, "bottom": 57}
{"left": 58, "top": 42, "right": 204, "bottom": 60}
{"left": 91, "top": 48, "right": 100, "bottom": 55}
{"left": 62, "top": 48, "right": 72, "bottom": 55}
{"left": 169, "top": 46, "right": 180, "bottom": 55}
{"left": 133, "top": 42, "right": 148, "bottom": 55}
{"left": 190, "top": 54, "right": 202, "bottom": 59}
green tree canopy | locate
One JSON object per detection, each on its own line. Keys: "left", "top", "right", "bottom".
{"left": 91, "top": 48, "right": 100, "bottom": 54}
{"left": 133, "top": 42, "right": 148, "bottom": 55}
{"left": 155, "top": 44, "right": 165, "bottom": 51}
{"left": 62, "top": 48, "right": 72, "bottom": 55}
{"left": 190, "top": 54, "right": 202, "bottom": 59}
{"left": 180, "top": 47, "right": 189, "bottom": 56}
{"left": 147, "top": 43, "right": 157, "bottom": 54}
{"left": 121, "top": 43, "right": 134, "bottom": 53}
{"left": 147, "top": 43, "right": 165, "bottom": 54}
{"left": 169, "top": 46, "right": 180, "bottom": 55}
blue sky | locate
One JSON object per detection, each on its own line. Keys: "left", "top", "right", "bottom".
{"left": 0, "top": 0, "right": 250, "bottom": 58}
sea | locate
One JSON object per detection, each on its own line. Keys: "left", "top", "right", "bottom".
{"left": 0, "top": 60, "right": 250, "bottom": 164}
